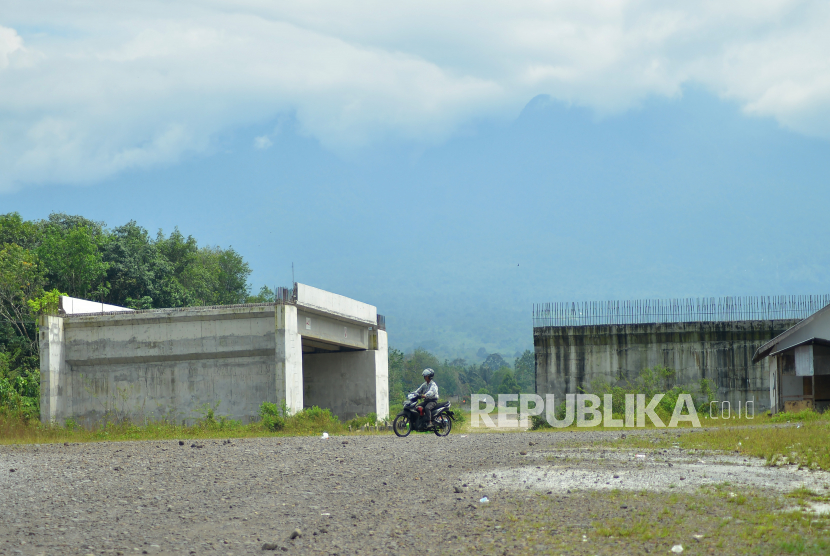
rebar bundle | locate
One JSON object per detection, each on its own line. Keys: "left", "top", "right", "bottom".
{"left": 532, "top": 295, "right": 830, "bottom": 327}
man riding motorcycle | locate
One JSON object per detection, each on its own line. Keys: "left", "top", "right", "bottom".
{"left": 414, "top": 368, "right": 439, "bottom": 427}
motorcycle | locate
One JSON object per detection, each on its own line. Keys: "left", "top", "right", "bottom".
{"left": 393, "top": 392, "right": 456, "bottom": 437}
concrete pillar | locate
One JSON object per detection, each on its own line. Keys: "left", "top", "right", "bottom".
{"left": 373, "top": 329, "right": 389, "bottom": 421}
{"left": 275, "top": 304, "right": 303, "bottom": 414}
{"left": 39, "top": 315, "right": 67, "bottom": 424}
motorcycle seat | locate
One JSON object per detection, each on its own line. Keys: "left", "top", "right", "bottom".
{"left": 434, "top": 401, "right": 450, "bottom": 409}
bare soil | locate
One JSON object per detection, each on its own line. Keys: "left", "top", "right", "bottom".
{"left": 2, "top": 429, "right": 829, "bottom": 555}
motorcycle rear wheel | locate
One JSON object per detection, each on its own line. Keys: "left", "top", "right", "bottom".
{"left": 393, "top": 414, "right": 412, "bottom": 437}
{"left": 433, "top": 414, "right": 452, "bottom": 437}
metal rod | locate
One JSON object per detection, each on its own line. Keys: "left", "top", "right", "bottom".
{"left": 532, "top": 294, "right": 830, "bottom": 327}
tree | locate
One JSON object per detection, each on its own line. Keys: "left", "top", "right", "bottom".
{"left": 479, "top": 353, "right": 508, "bottom": 384}
{"left": 103, "top": 221, "right": 171, "bottom": 308}
{"left": 0, "top": 244, "right": 44, "bottom": 351}
{"left": 154, "top": 229, "right": 253, "bottom": 307}
{"left": 402, "top": 348, "right": 440, "bottom": 393}
{"left": 387, "top": 347, "right": 406, "bottom": 404}
{"left": 497, "top": 370, "right": 521, "bottom": 396}
{"left": 214, "top": 247, "right": 251, "bottom": 305}
{"left": 36, "top": 224, "right": 109, "bottom": 299}
{"left": 0, "top": 212, "right": 40, "bottom": 250}
{"left": 514, "top": 349, "right": 535, "bottom": 392}
{"left": 248, "top": 286, "right": 275, "bottom": 303}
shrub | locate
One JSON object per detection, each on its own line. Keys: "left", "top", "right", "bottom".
{"left": 286, "top": 406, "right": 340, "bottom": 434}
{"left": 259, "top": 402, "right": 285, "bottom": 431}
{"left": 769, "top": 409, "right": 827, "bottom": 424}
{"left": 0, "top": 371, "right": 40, "bottom": 420}
{"left": 530, "top": 414, "right": 549, "bottom": 430}
{"left": 346, "top": 412, "right": 378, "bottom": 429}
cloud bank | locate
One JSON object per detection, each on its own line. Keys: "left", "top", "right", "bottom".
{"left": 2, "top": 1, "right": 830, "bottom": 191}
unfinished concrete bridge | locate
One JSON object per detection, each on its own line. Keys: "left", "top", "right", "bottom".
{"left": 533, "top": 295, "right": 830, "bottom": 412}
{"left": 40, "top": 283, "right": 389, "bottom": 426}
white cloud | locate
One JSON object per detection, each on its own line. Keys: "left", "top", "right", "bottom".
{"left": 253, "top": 135, "right": 272, "bottom": 150}
{"left": 1, "top": 1, "right": 830, "bottom": 191}
{"left": 0, "top": 25, "right": 23, "bottom": 69}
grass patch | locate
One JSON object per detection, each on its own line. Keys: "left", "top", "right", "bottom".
{"left": 613, "top": 415, "right": 830, "bottom": 471}
{"left": 0, "top": 404, "right": 367, "bottom": 444}
{"left": 439, "top": 487, "right": 830, "bottom": 556}
{"left": 1, "top": 400, "right": 478, "bottom": 444}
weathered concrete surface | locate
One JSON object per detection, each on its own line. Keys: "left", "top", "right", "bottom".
{"left": 40, "top": 285, "right": 389, "bottom": 426}
{"left": 534, "top": 320, "right": 801, "bottom": 411}
{"left": 295, "top": 283, "right": 377, "bottom": 324}
{"left": 38, "top": 316, "right": 65, "bottom": 424}
{"left": 296, "top": 308, "right": 370, "bottom": 351}
{"left": 42, "top": 306, "right": 280, "bottom": 425}
{"left": 302, "top": 330, "right": 388, "bottom": 420}
{"left": 276, "top": 304, "right": 303, "bottom": 415}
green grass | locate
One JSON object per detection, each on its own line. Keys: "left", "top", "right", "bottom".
{"left": 0, "top": 405, "right": 380, "bottom": 444}
{"left": 439, "top": 487, "right": 830, "bottom": 555}
{"left": 612, "top": 413, "right": 830, "bottom": 470}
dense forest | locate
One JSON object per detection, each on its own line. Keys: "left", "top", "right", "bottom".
{"left": 0, "top": 211, "right": 534, "bottom": 420}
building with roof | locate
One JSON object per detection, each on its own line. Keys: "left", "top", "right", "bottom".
{"left": 753, "top": 303, "right": 830, "bottom": 413}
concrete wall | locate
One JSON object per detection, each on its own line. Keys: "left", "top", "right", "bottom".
{"left": 534, "top": 319, "right": 800, "bottom": 411}
{"left": 40, "top": 289, "right": 389, "bottom": 426}
{"left": 301, "top": 330, "right": 389, "bottom": 421}
{"left": 41, "top": 306, "right": 279, "bottom": 425}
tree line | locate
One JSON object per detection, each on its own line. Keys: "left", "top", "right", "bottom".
{"left": 0, "top": 212, "right": 276, "bottom": 417}
{"left": 387, "top": 348, "right": 535, "bottom": 405}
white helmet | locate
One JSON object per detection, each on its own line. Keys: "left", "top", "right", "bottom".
{"left": 422, "top": 368, "right": 435, "bottom": 379}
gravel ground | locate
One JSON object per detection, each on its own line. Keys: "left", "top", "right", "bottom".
{"left": 470, "top": 445, "right": 830, "bottom": 495}
{"left": 1, "top": 429, "right": 828, "bottom": 556}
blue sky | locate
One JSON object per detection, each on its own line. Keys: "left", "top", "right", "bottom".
{"left": 2, "top": 2, "right": 830, "bottom": 359}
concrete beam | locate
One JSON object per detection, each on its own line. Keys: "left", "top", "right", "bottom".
{"left": 301, "top": 338, "right": 348, "bottom": 353}
{"left": 295, "top": 283, "right": 376, "bottom": 325}
{"left": 296, "top": 309, "right": 370, "bottom": 350}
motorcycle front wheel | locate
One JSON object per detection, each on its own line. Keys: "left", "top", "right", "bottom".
{"left": 393, "top": 413, "right": 412, "bottom": 437}
{"left": 434, "top": 414, "right": 452, "bottom": 437}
